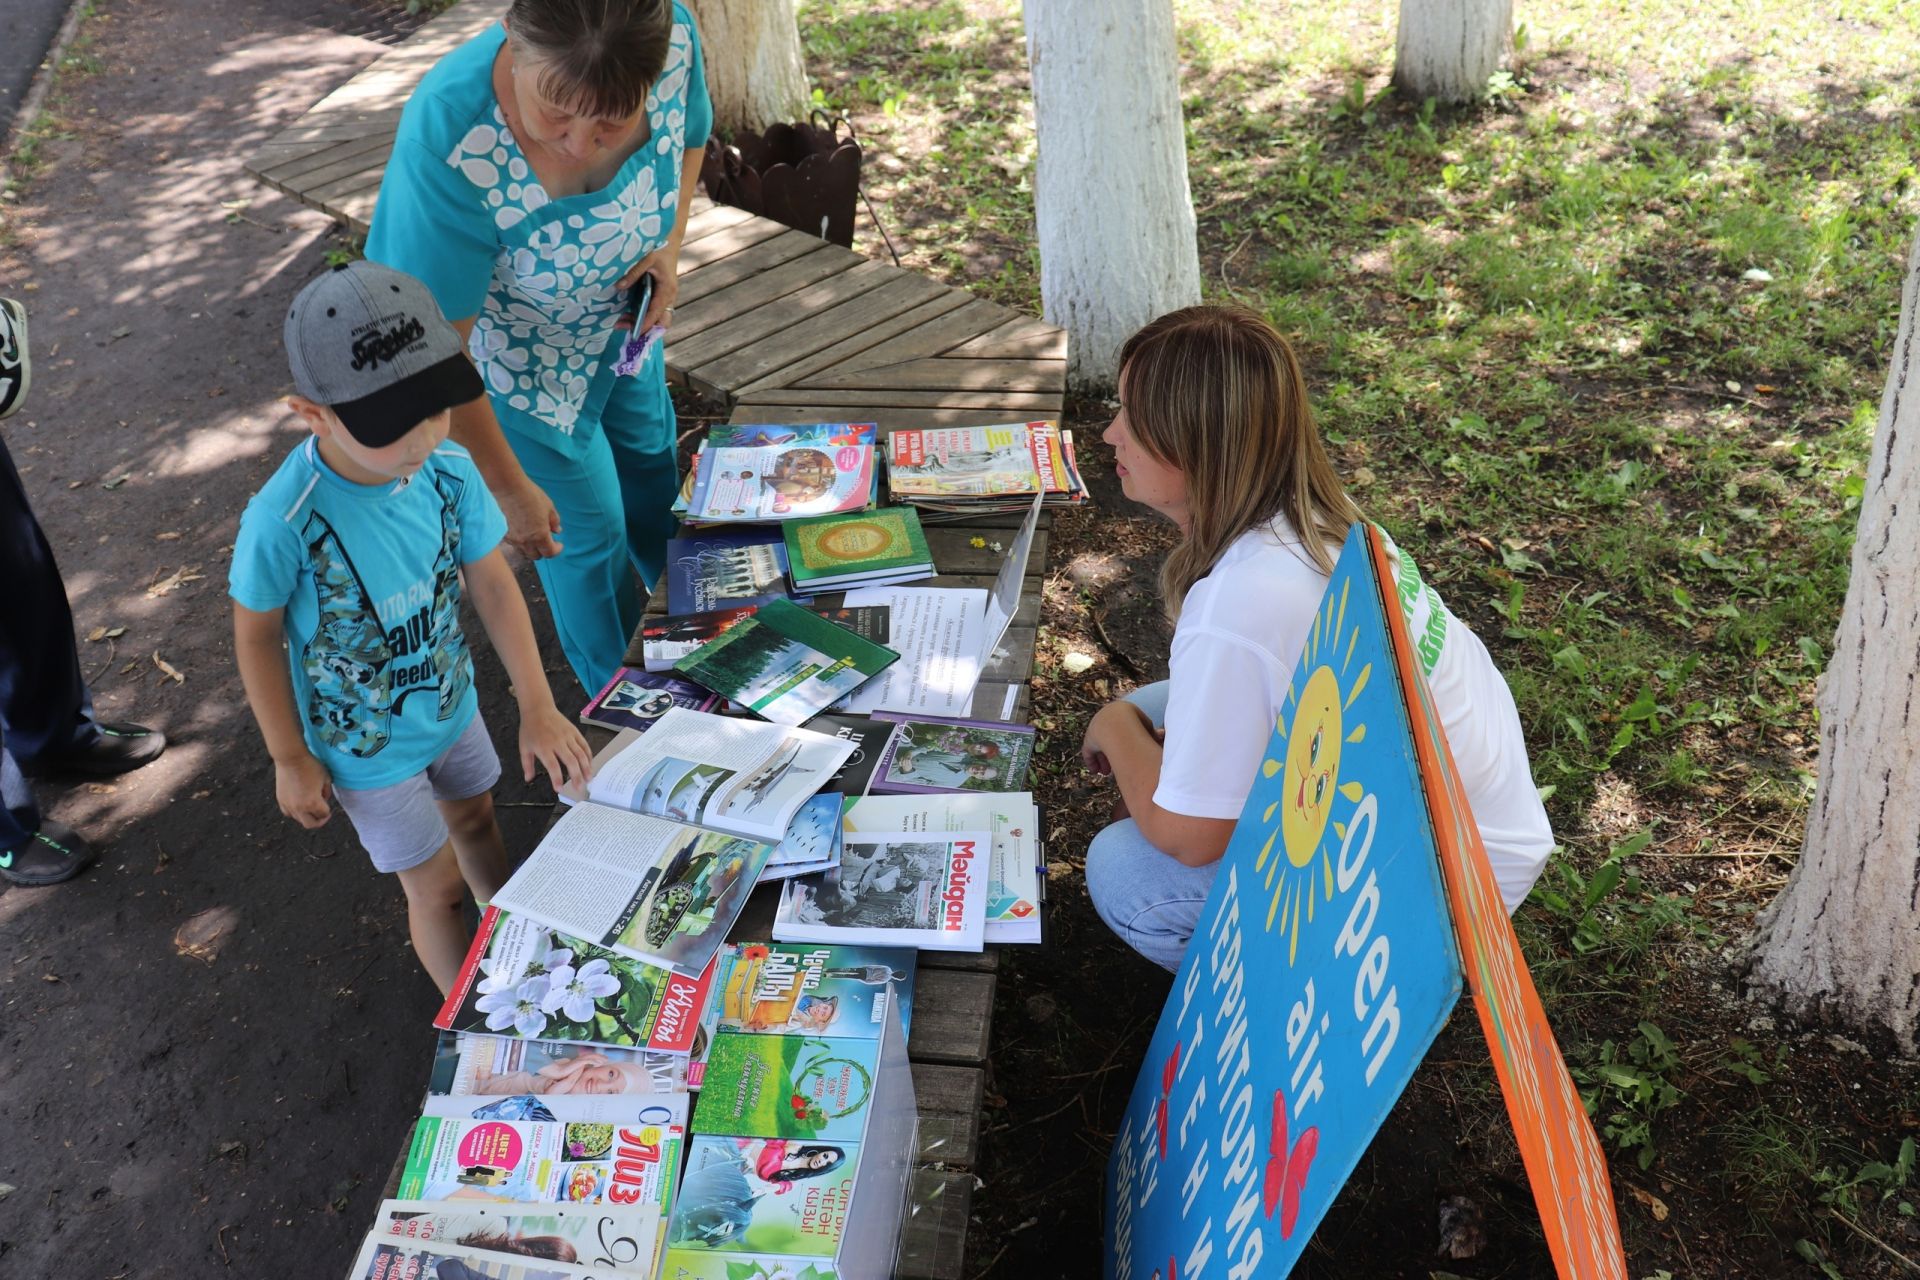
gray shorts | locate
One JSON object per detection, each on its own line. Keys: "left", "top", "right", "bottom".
{"left": 333, "top": 712, "right": 502, "bottom": 873}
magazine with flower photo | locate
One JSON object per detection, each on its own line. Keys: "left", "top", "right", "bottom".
{"left": 368, "top": 1200, "right": 662, "bottom": 1276}
{"left": 427, "top": 1032, "right": 687, "bottom": 1099}
{"left": 664, "top": 1134, "right": 860, "bottom": 1257}
{"left": 434, "top": 910, "right": 715, "bottom": 1057}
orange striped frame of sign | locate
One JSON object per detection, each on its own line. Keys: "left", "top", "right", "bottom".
{"left": 1365, "top": 524, "right": 1630, "bottom": 1280}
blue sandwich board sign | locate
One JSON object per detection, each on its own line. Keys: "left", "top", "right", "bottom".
{"left": 1104, "top": 524, "right": 1466, "bottom": 1280}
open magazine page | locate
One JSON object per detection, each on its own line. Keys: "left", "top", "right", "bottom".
{"left": 494, "top": 804, "right": 774, "bottom": 976}
{"left": 399, "top": 1104, "right": 687, "bottom": 1214}
{"left": 585, "top": 710, "right": 855, "bottom": 842}
{"left": 834, "top": 586, "right": 986, "bottom": 717}
{"left": 434, "top": 908, "right": 714, "bottom": 1056}
{"left": 840, "top": 792, "right": 1042, "bottom": 944}
{"left": 772, "top": 833, "right": 990, "bottom": 952}
{"left": 429, "top": 1032, "right": 688, "bottom": 1097}
{"left": 369, "top": 1199, "right": 663, "bottom": 1276}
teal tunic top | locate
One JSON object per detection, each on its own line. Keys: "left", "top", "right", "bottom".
{"left": 366, "top": 4, "right": 712, "bottom": 458}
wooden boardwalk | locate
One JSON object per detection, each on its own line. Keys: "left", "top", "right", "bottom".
{"left": 251, "top": 4, "right": 1070, "bottom": 1273}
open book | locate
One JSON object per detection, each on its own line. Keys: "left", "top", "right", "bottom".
{"left": 494, "top": 711, "right": 856, "bottom": 976}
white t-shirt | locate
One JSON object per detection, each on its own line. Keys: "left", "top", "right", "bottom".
{"left": 1154, "top": 520, "right": 1553, "bottom": 912}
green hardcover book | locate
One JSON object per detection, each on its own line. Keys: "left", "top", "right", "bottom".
{"left": 782, "top": 508, "right": 933, "bottom": 589}
{"left": 675, "top": 599, "right": 900, "bottom": 727}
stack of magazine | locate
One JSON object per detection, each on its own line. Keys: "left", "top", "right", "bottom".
{"left": 885, "top": 421, "right": 1089, "bottom": 516}
{"left": 677, "top": 422, "right": 882, "bottom": 526}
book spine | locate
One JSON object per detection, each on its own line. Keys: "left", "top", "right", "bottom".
{"left": 433, "top": 907, "right": 501, "bottom": 1031}
{"left": 398, "top": 1117, "right": 439, "bottom": 1200}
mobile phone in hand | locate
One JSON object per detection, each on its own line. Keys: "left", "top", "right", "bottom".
{"left": 614, "top": 274, "right": 665, "bottom": 377}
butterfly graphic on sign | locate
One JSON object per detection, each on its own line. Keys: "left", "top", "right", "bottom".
{"left": 1154, "top": 1043, "right": 1180, "bottom": 1161}
{"left": 1264, "top": 1088, "right": 1320, "bottom": 1238}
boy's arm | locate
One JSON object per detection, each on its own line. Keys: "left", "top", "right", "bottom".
{"left": 461, "top": 548, "right": 594, "bottom": 794}
{"left": 232, "top": 602, "right": 334, "bottom": 828}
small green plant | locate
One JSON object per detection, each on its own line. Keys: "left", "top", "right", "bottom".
{"left": 1576, "top": 1020, "right": 1683, "bottom": 1170}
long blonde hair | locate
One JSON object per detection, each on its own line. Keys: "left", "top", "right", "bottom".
{"left": 1117, "top": 304, "right": 1362, "bottom": 621}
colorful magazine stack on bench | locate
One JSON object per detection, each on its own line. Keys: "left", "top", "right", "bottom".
{"left": 884, "top": 421, "right": 1088, "bottom": 516}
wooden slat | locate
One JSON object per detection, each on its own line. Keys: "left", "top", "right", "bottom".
{"left": 805, "top": 356, "right": 1067, "bottom": 394}
{"left": 666, "top": 257, "right": 893, "bottom": 375}
{"left": 906, "top": 968, "right": 996, "bottom": 1066}
{"left": 677, "top": 228, "right": 824, "bottom": 299}
{"left": 736, "top": 387, "right": 1063, "bottom": 413}
{"left": 911, "top": 1063, "right": 985, "bottom": 1169}
{"left": 668, "top": 245, "right": 864, "bottom": 342}
{"left": 919, "top": 947, "right": 1003, "bottom": 973}
{"left": 731, "top": 290, "right": 975, "bottom": 397}
{"left": 800, "top": 296, "right": 1013, "bottom": 380}
{"left": 729, "top": 403, "right": 1055, "bottom": 430}
{"left": 294, "top": 149, "right": 393, "bottom": 204}
{"left": 949, "top": 314, "right": 1070, "bottom": 361}
{"left": 677, "top": 201, "right": 758, "bottom": 244}
{"left": 675, "top": 266, "right": 936, "bottom": 399}
{"left": 896, "top": 1167, "right": 974, "bottom": 1280}
{"left": 259, "top": 134, "right": 392, "bottom": 185}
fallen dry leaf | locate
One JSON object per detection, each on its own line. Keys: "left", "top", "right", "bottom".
{"left": 175, "top": 906, "right": 240, "bottom": 963}
{"left": 87, "top": 625, "right": 106, "bottom": 642}
{"left": 1627, "top": 1184, "right": 1669, "bottom": 1221}
{"left": 146, "top": 565, "right": 205, "bottom": 598}
{"left": 153, "top": 652, "right": 185, "bottom": 683}
{"left": 155, "top": 531, "right": 181, "bottom": 541}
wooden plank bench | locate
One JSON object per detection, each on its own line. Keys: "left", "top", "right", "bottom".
{"left": 252, "top": 6, "right": 1071, "bottom": 1272}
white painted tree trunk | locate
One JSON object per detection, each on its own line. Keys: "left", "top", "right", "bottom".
{"left": 1024, "top": 0, "right": 1200, "bottom": 392}
{"left": 684, "top": 0, "right": 809, "bottom": 138}
{"left": 1748, "top": 223, "right": 1920, "bottom": 1052}
{"left": 1393, "top": 0, "right": 1513, "bottom": 104}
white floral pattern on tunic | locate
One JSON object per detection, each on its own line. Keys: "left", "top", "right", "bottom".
{"left": 446, "top": 22, "right": 692, "bottom": 436}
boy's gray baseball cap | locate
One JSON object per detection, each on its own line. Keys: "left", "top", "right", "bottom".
{"left": 284, "top": 260, "right": 483, "bottom": 448}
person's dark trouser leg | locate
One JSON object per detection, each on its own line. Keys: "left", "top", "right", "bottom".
{"left": 0, "top": 720, "right": 40, "bottom": 851}
{"left": 0, "top": 431, "right": 95, "bottom": 763}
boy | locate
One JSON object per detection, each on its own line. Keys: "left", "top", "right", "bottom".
{"left": 231, "top": 262, "right": 591, "bottom": 994}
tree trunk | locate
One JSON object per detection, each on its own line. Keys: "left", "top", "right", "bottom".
{"left": 1393, "top": 0, "right": 1513, "bottom": 104}
{"left": 1748, "top": 223, "right": 1920, "bottom": 1053}
{"left": 1024, "top": 0, "right": 1200, "bottom": 392}
{"left": 684, "top": 0, "right": 809, "bottom": 138}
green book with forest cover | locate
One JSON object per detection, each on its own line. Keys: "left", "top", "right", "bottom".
{"left": 781, "top": 508, "right": 934, "bottom": 589}
{"left": 675, "top": 599, "right": 900, "bottom": 727}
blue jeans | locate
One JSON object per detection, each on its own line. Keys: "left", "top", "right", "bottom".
{"left": 508, "top": 355, "right": 681, "bottom": 696}
{"left": 1084, "top": 681, "right": 1221, "bottom": 972}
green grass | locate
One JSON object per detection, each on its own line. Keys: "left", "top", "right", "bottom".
{"left": 799, "top": 0, "right": 1920, "bottom": 1266}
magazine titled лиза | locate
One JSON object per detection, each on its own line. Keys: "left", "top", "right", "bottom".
{"left": 493, "top": 711, "right": 856, "bottom": 976}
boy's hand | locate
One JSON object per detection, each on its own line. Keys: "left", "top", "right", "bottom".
{"left": 275, "top": 753, "right": 334, "bottom": 828}
{"left": 520, "top": 702, "right": 594, "bottom": 799}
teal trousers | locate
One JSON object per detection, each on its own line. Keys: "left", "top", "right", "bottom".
{"left": 507, "top": 363, "right": 680, "bottom": 698}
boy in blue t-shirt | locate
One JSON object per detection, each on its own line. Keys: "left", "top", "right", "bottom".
{"left": 231, "top": 261, "right": 592, "bottom": 994}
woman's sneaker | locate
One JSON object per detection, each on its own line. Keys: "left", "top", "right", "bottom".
{"left": 0, "top": 297, "right": 28, "bottom": 420}
{"left": 0, "top": 819, "right": 95, "bottom": 886}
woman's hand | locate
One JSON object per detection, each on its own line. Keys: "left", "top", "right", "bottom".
{"left": 618, "top": 242, "right": 681, "bottom": 332}
{"left": 275, "top": 752, "right": 334, "bottom": 829}
{"left": 1080, "top": 700, "right": 1158, "bottom": 776}
{"left": 497, "top": 475, "right": 565, "bottom": 560}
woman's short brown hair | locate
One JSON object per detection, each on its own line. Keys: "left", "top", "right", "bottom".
{"left": 507, "top": 0, "right": 673, "bottom": 119}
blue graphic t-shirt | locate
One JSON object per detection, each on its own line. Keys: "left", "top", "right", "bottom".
{"left": 229, "top": 440, "right": 508, "bottom": 790}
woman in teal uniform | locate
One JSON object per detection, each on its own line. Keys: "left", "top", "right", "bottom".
{"left": 367, "top": 0, "right": 712, "bottom": 694}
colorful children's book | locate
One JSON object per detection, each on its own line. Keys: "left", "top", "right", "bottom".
{"left": 693, "top": 1033, "right": 881, "bottom": 1142}
{"left": 581, "top": 667, "right": 719, "bottom": 733}
{"left": 687, "top": 942, "right": 915, "bottom": 1089}
{"left": 398, "top": 1106, "right": 686, "bottom": 1213}
{"left": 675, "top": 600, "right": 899, "bottom": 727}
{"left": 664, "top": 1134, "right": 860, "bottom": 1257}
{"left": 688, "top": 442, "right": 878, "bottom": 523}
{"left": 771, "top": 833, "right": 990, "bottom": 952}
{"left": 781, "top": 508, "right": 934, "bottom": 592}
{"left": 435, "top": 909, "right": 715, "bottom": 1056}
{"left": 665, "top": 530, "right": 797, "bottom": 614}
{"left": 367, "top": 1199, "right": 663, "bottom": 1275}
{"left": 840, "top": 792, "right": 1043, "bottom": 946}
{"left": 428, "top": 1032, "right": 688, "bottom": 1098}
{"left": 868, "top": 713, "right": 1035, "bottom": 793}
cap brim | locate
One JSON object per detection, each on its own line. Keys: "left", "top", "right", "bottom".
{"left": 331, "top": 352, "right": 486, "bottom": 448}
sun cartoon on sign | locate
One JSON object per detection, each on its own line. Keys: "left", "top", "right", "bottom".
{"left": 1254, "top": 576, "right": 1373, "bottom": 963}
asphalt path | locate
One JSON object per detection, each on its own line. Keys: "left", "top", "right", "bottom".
{"left": 0, "top": 0, "right": 73, "bottom": 145}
